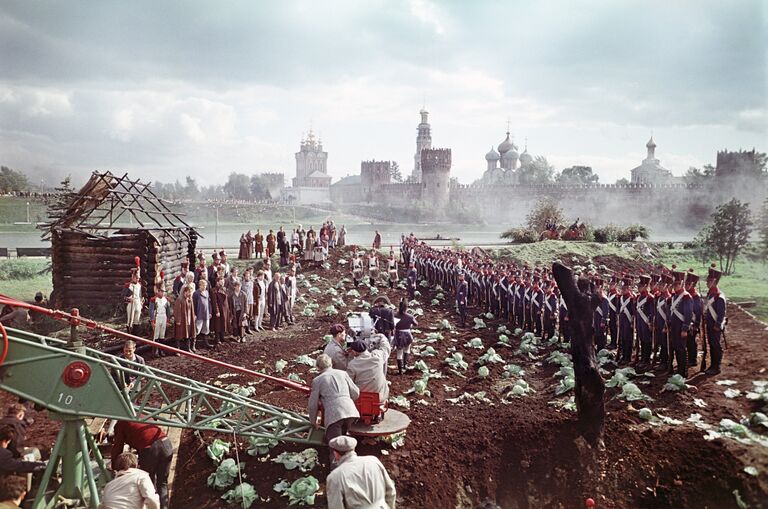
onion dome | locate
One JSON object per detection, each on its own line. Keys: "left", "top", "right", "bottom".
{"left": 646, "top": 136, "right": 656, "bottom": 149}
{"left": 519, "top": 148, "right": 532, "bottom": 165}
{"left": 485, "top": 146, "right": 500, "bottom": 161}
{"left": 498, "top": 131, "right": 515, "bottom": 155}
{"left": 502, "top": 147, "right": 519, "bottom": 160}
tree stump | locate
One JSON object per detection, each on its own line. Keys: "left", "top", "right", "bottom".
{"left": 552, "top": 262, "right": 605, "bottom": 446}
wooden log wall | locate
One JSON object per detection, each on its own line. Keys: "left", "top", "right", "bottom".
{"left": 51, "top": 229, "right": 197, "bottom": 310}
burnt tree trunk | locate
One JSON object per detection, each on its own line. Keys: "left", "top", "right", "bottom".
{"left": 552, "top": 262, "right": 605, "bottom": 446}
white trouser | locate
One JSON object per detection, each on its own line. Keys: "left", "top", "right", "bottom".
{"left": 126, "top": 303, "right": 141, "bottom": 327}
{"left": 256, "top": 299, "right": 266, "bottom": 329}
{"left": 153, "top": 315, "right": 167, "bottom": 340}
{"left": 396, "top": 344, "right": 411, "bottom": 360}
{"left": 195, "top": 319, "right": 210, "bottom": 335}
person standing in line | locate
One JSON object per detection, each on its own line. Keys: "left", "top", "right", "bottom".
{"left": 393, "top": 299, "right": 416, "bottom": 374}
{"left": 241, "top": 268, "right": 254, "bottom": 334}
{"left": 703, "top": 263, "right": 726, "bottom": 374}
{"left": 267, "top": 271, "right": 284, "bottom": 330}
{"left": 122, "top": 268, "right": 143, "bottom": 336}
{"left": 456, "top": 272, "right": 468, "bottom": 327}
{"left": 210, "top": 278, "right": 231, "bottom": 347}
{"left": 254, "top": 229, "right": 264, "bottom": 259}
{"left": 192, "top": 280, "right": 212, "bottom": 352}
{"left": 254, "top": 270, "right": 267, "bottom": 332}
{"left": 172, "top": 285, "right": 195, "bottom": 356}
{"left": 229, "top": 280, "right": 248, "bottom": 342}
{"left": 148, "top": 287, "right": 171, "bottom": 357}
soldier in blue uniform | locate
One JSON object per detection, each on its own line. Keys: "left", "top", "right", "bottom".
{"left": 685, "top": 270, "right": 702, "bottom": 366}
{"left": 617, "top": 276, "right": 635, "bottom": 364}
{"left": 668, "top": 268, "right": 693, "bottom": 378}
{"left": 653, "top": 273, "right": 673, "bottom": 371}
{"left": 515, "top": 273, "right": 527, "bottom": 330}
{"left": 606, "top": 276, "right": 620, "bottom": 349}
{"left": 635, "top": 274, "right": 655, "bottom": 368}
{"left": 406, "top": 262, "right": 417, "bottom": 300}
{"left": 529, "top": 274, "right": 544, "bottom": 336}
{"left": 703, "top": 263, "right": 727, "bottom": 374}
{"left": 456, "top": 272, "right": 469, "bottom": 327}
{"left": 592, "top": 276, "right": 609, "bottom": 351}
{"left": 542, "top": 279, "right": 558, "bottom": 340}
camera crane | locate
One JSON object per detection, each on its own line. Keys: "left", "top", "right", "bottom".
{"left": 0, "top": 295, "right": 408, "bottom": 509}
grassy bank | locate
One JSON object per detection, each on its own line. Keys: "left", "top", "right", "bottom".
{"left": 0, "top": 259, "right": 52, "bottom": 301}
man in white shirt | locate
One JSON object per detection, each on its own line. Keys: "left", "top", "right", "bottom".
{"left": 326, "top": 436, "right": 396, "bottom": 509}
{"left": 99, "top": 452, "right": 159, "bottom": 509}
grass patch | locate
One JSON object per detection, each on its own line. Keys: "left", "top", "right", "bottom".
{"left": 494, "top": 241, "right": 634, "bottom": 267}
{"left": 657, "top": 248, "right": 768, "bottom": 322}
{"left": 0, "top": 259, "right": 52, "bottom": 301}
{"left": 0, "top": 197, "right": 48, "bottom": 224}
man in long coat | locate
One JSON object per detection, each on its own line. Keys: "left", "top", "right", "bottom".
{"left": 267, "top": 271, "right": 284, "bottom": 330}
{"left": 172, "top": 285, "right": 196, "bottom": 355}
{"left": 210, "top": 279, "right": 231, "bottom": 346}
{"left": 254, "top": 229, "right": 264, "bottom": 259}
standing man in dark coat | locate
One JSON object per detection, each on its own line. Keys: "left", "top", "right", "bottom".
{"left": 703, "top": 263, "right": 726, "bottom": 374}
{"left": 368, "top": 296, "right": 395, "bottom": 341}
{"left": 668, "top": 269, "right": 693, "bottom": 378}
{"left": 406, "top": 262, "right": 417, "bottom": 300}
{"left": 635, "top": 275, "right": 655, "bottom": 367}
{"left": 456, "top": 272, "right": 468, "bottom": 327}
{"left": 267, "top": 272, "right": 284, "bottom": 330}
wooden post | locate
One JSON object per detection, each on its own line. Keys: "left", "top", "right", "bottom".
{"left": 552, "top": 262, "right": 605, "bottom": 446}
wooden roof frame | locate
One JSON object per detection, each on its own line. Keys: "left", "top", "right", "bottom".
{"left": 40, "top": 171, "right": 197, "bottom": 240}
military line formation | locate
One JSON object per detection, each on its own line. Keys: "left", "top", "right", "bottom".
{"left": 400, "top": 236, "right": 728, "bottom": 379}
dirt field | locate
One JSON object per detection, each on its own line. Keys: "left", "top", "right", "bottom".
{"left": 3, "top": 246, "right": 767, "bottom": 508}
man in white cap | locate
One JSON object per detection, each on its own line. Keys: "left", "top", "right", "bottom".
{"left": 326, "top": 435, "right": 396, "bottom": 509}
{"left": 308, "top": 354, "right": 359, "bottom": 466}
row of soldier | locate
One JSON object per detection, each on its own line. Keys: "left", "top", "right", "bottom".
{"left": 400, "top": 236, "right": 727, "bottom": 380}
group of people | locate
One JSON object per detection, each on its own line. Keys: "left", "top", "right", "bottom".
{"left": 402, "top": 235, "right": 727, "bottom": 380}
{"left": 238, "top": 221, "right": 348, "bottom": 266}
{"left": 121, "top": 247, "right": 300, "bottom": 356}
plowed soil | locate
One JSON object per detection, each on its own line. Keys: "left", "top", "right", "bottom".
{"left": 4, "top": 246, "right": 767, "bottom": 508}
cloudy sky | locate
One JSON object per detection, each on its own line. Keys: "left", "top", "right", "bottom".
{"left": 1, "top": 0, "right": 765, "bottom": 187}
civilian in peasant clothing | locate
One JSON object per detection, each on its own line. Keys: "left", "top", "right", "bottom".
{"left": 192, "top": 280, "right": 212, "bottom": 352}
{"left": 324, "top": 323, "right": 349, "bottom": 370}
{"left": 210, "top": 278, "right": 231, "bottom": 347}
{"left": 244, "top": 230, "right": 254, "bottom": 259}
{"left": 337, "top": 224, "right": 347, "bottom": 247}
{"left": 254, "top": 229, "right": 264, "bottom": 259}
{"left": 326, "top": 436, "right": 396, "bottom": 509}
{"left": 148, "top": 287, "right": 172, "bottom": 357}
{"left": 241, "top": 268, "right": 254, "bottom": 333}
{"left": 229, "top": 281, "right": 248, "bottom": 342}
{"left": 172, "top": 285, "right": 195, "bottom": 356}
{"left": 266, "top": 230, "right": 276, "bottom": 258}
{"left": 254, "top": 271, "right": 267, "bottom": 332}
{"left": 267, "top": 272, "right": 284, "bottom": 331}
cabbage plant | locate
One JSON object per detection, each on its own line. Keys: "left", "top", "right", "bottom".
{"left": 207, "top": 458, "right": 242, "bottom": 490}
{"left": 221, "top": 483, "right": 258, "bottom": 508}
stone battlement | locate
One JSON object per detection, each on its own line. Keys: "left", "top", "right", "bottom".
{"left": 421, "top": 148, "right": 452, "bottom": 170}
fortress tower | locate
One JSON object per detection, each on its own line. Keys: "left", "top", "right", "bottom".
{"left": 420, "top": 148, "right": 451, "bottom": 211}
{"left": 361, "top": 160, "right": 391, "bottom": 201}
{"left": 411, "top": 108, "right": 432, "bottom": 182}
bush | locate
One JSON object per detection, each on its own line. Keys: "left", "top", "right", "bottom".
{"left": 0, "top": 260, "right": 43, "bottom": 281}
{"left": 592, "top": 224, "right": 649, "bottom": 243}
{"left": 501, "top": 228, "right": 538, "bottom": 244}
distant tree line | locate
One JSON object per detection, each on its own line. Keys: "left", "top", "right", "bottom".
{"left": 151, "top": 173, "right": 276, "bottom": 201}
{"left": 0, "top": 166, "right": 29, "bottom": 193}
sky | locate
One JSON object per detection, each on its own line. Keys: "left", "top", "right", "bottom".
{"left": 0, "top": 0, "right": 766, "bottom": 187}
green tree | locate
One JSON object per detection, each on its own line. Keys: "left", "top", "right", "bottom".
{"left": 684, "top": 164, "right": 715, "bottom": 186}
{"left": 555, "top": 166, "right": 599, "bottom": 185}
{"left": 525, "top": 197, "right": 564, "bottom": 233}
{"left": 615, "top": 178, "right": 630, "bottom": 185}
{"left": 223, "top": 172, "right": 252, "bottom": 200}
{"left": 0, "top": 166, "right": 29, "bottom": 193}
{"left": 389, "top": 162, "right": 403, "bottom": 183}
{"left": 518, "top": 156, "right": 555, "bottom": 185}
{"left": 47, "top": 175, "right": 77, "bottom": 220}
{"left": 249, "top": 175, "right": 272, "bottom": 200}
{"left": 700, "top": 198, "right": 753, "bottom": 274}
{"left": 759, "top": 196, "right": 768, "bottom": 262}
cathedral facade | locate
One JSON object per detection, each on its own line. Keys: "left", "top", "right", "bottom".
{"left": 284, "top": 129, "right": 332, "bottom": 204}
